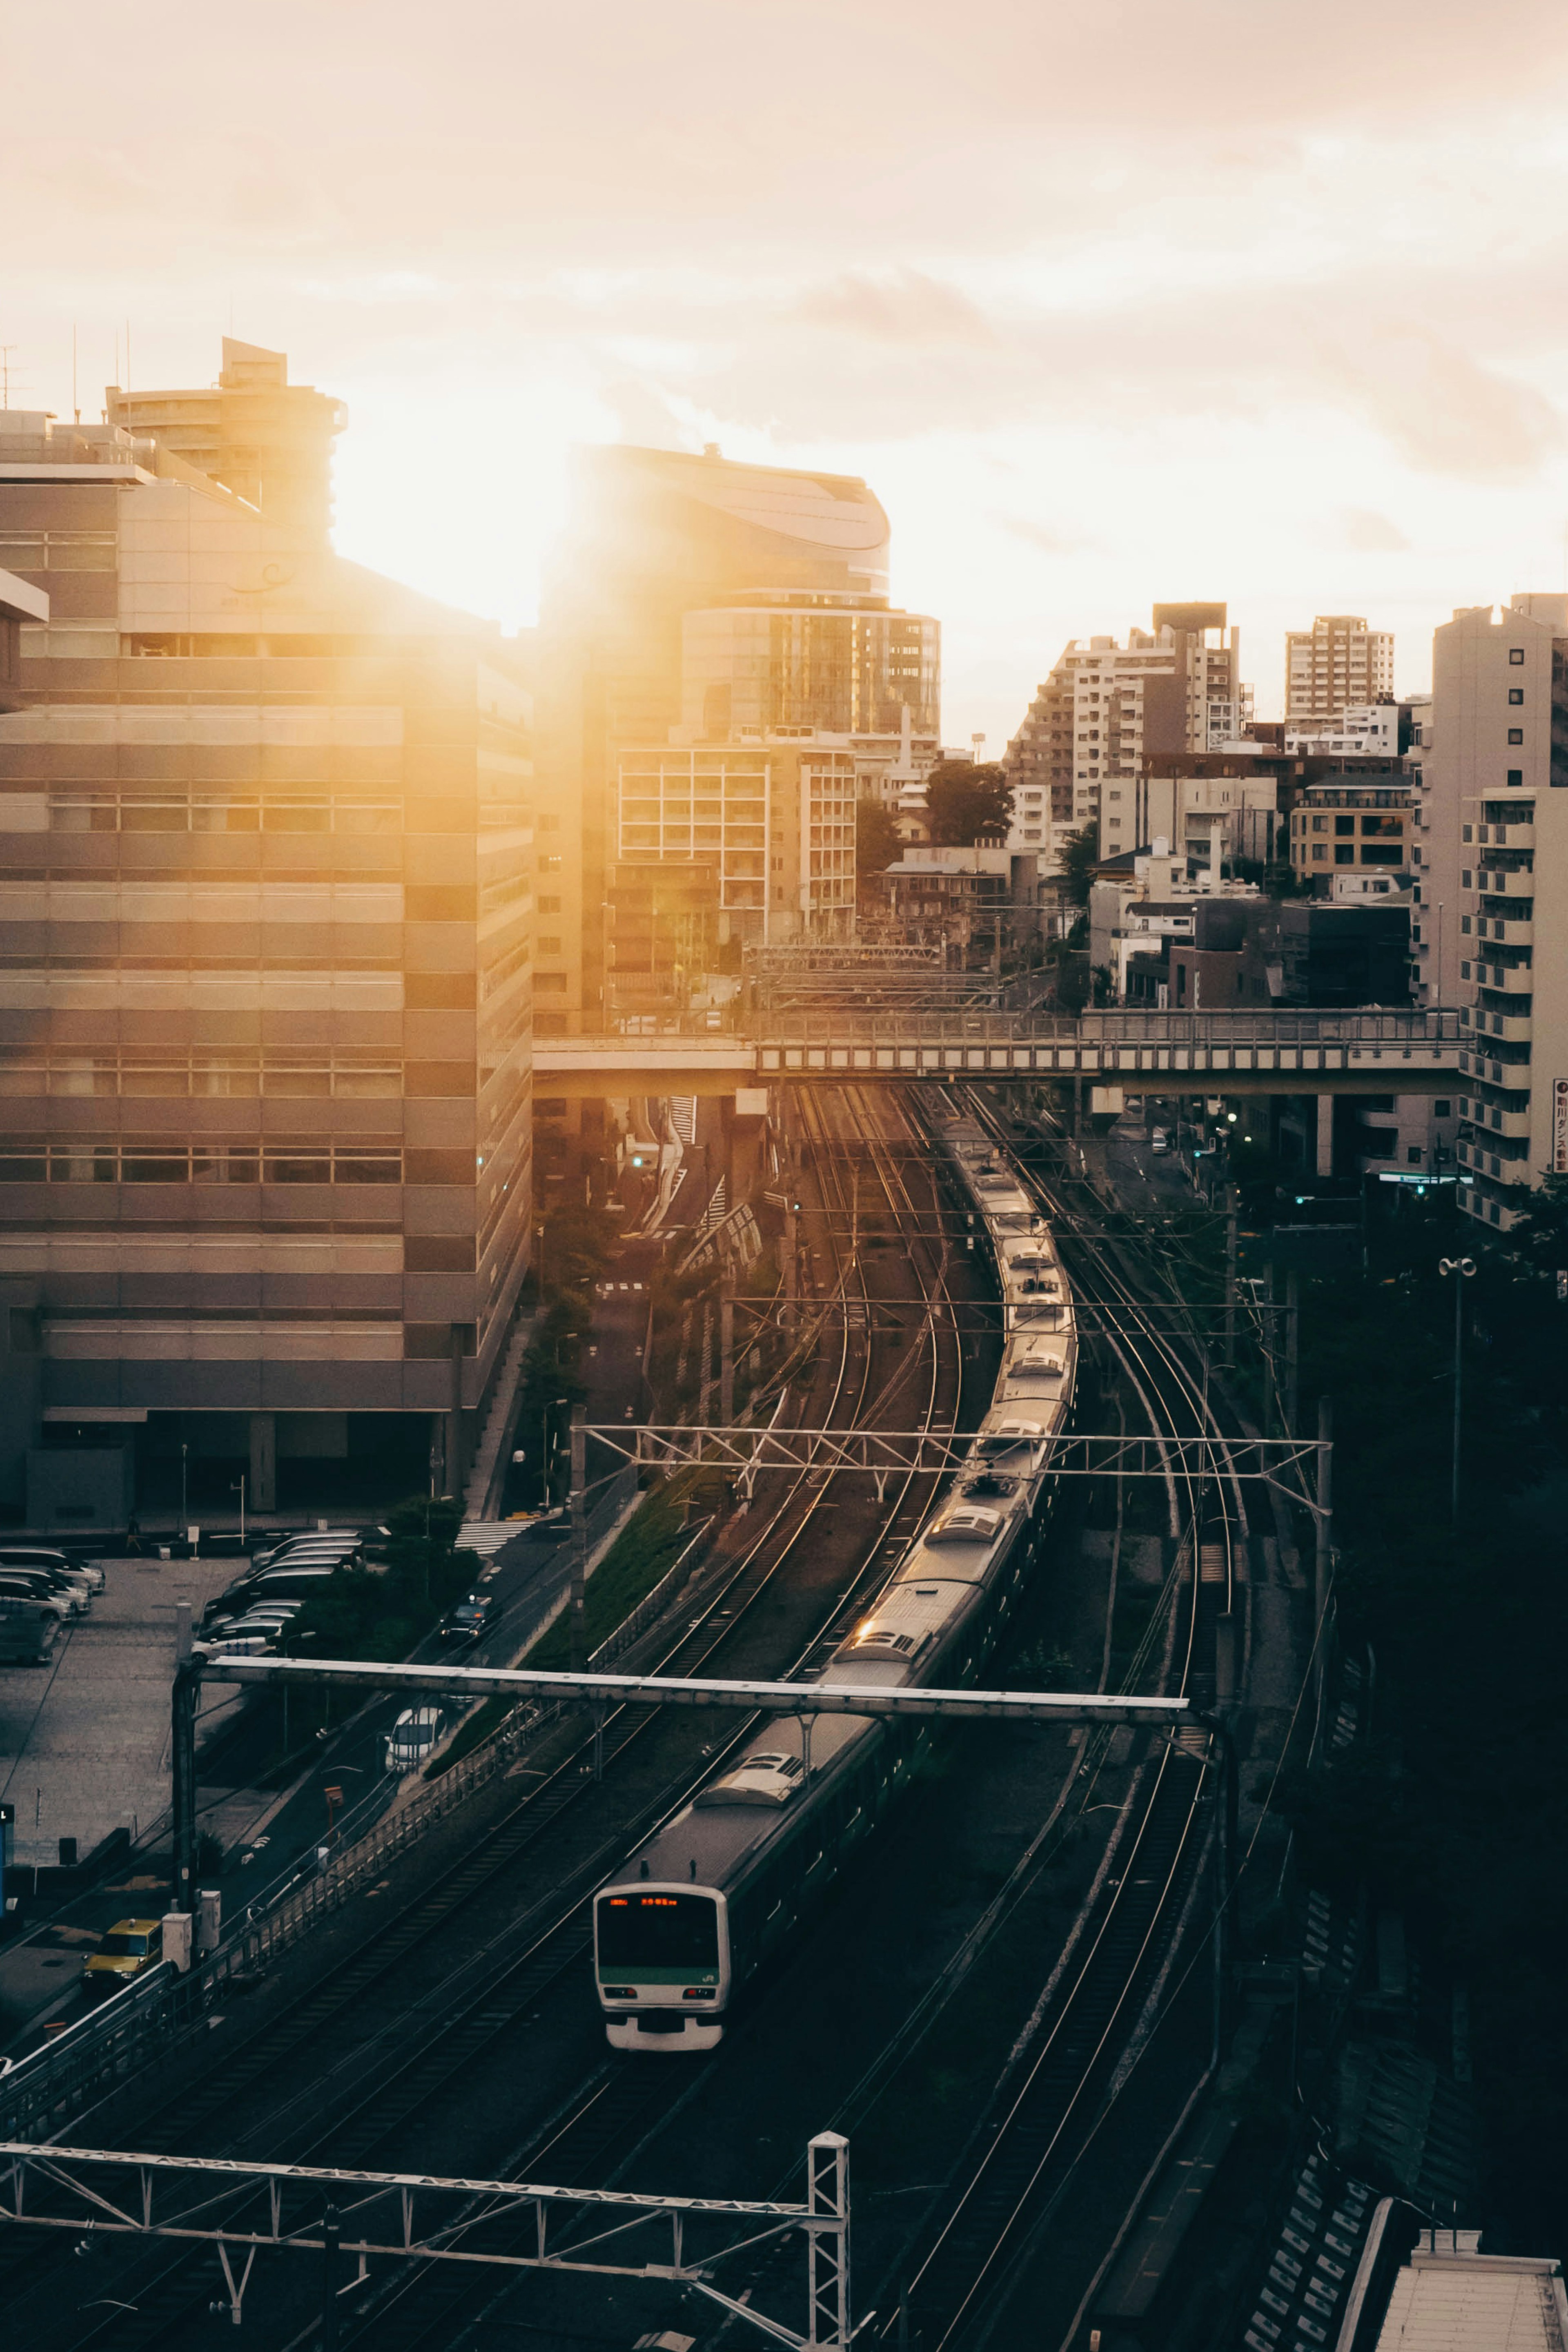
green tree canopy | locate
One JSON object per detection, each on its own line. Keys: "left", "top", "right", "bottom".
{"left": 1058, "top": 820, "right": 1101, "bottom": 908}
{"left": 855, "top": 794, "right": 901, "bottom": 880}
{"left": 923, "top": 760, "right": 1014, "bottom": 846}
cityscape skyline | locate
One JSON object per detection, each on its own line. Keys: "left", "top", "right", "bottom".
{"left": 10, "top": 2, "right": 1568, "bottom": 749}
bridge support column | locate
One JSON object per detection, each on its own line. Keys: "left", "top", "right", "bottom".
{"left": 1315, "top": 1093, "right": 1334, "bottom": 1177}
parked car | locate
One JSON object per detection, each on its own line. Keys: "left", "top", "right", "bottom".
{"left": 249, "top": 1528, "right": 366, "bottom": 1574}
{"left": 439, "top": 1591, "right": 499, "bottom": 1646}
{"left": 0, "top": 1572, "right": 75, "bottom": 1621}
{"left": 0, "top": 1597, "right": 59, "bottom": 1664}
{"left": 0, "top": 1545, "right": 105, "bottom": 1595}
{"left": 1151, "top": 1127, "right": 1170, "bottom": 1154}
{"left": 84, "top": 1916, "right": 164, "bottom": 1996}
{"left": 0, "top": 1550, "right": 94, "bottom": 1609}
{"left": 203, "top": 1601, "right": 305, "bottom": 1654}
{"left": 203, "top": 1558, "right": 360, "bottom": 1626}
{"left": 385, "top": 1706, "right": 445, "bottom": 1775}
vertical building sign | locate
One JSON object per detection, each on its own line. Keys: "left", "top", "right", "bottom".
{"left": 1555, "top": 1078, "right": 1568, "bottom": 1175}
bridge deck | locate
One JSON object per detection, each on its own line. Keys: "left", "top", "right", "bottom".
{"left": 535, "top": 1011, "right": 1461, "bottom": 1098}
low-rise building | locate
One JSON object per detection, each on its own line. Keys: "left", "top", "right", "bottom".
{"left": 874, "top": 846, "right": 1044, "bottom": 964}
{"left": 1288, "top": 773, "right": 1411, "bottom": 889}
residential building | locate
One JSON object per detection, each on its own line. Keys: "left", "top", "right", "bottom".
{"left": 1418, "top": 595, "right": 1568, "bottom": 1230}
{"left": 1288, "top": 773, "right": 1411, "bottom": 890}
{"left": 1089, "top": 840, "right": 1261, "bottom": 1001}
{"left": 106, "top": 338, "right": 347, "bottom": 537}
{"left": 1134, "top": 755, "right": 1287, "bottom": 871}
{"left": 1003, "top": 603, "right": 1247, "bottom": 871}
{"left": 873, "top": 846, "right": 1044, "bottom": 965}
{"left": 1284, "top": 614, "right": 1394, "bottom": 724}
{"left": 0, "top": 392, "right": 532, "bottom": 1519}
{"left": 605, "top": 734, "right": 859, "bottom": 1018}
{"left": 1284, "top": 697, "right": 1401, "bottom": 758}
{"left": 537, "top": 445, "right": 939, "bottom": 1034}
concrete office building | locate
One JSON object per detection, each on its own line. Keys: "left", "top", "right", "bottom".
{"left": 1003, "top": 604, "right": 1247, "bottom": 871}
{"left": 0, "top": 399, "right": 532, "bottom": 1519}
{"left": 1285, "top": 615, "right": 1394, "bottom": 724}
{"left": 537, "top": 445, "right": 939, "bottom": 1035}
{"left": 1417, "top": 596, "right": 1568, "bottom": 1231}
{"left": 107, "top": 339, "right": 346, "bottom": 537}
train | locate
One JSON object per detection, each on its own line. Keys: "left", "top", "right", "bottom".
{"left": 592, "top": 1106, "right": 1078, "bottom": 2051}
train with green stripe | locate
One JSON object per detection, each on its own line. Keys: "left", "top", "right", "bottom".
{"left": 593, "top": 1109, "right": 1076, "bottom": 2049}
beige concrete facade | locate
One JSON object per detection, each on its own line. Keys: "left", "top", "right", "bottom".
{"left": 1423, "top": 597, "right": 1568, "bottom": 1230}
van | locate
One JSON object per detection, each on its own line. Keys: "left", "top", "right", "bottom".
{"left": 0, "top": 1597, "right": 58, "bottom": 1664}
{"left": 204, "top": 1556, "right": 361, "bottom": 1625}
{"left": 85, "top": 1916, "right": 164, "bottom": 1996}
{"left": 0, "top": 1573, "right": 74, "bottom": 1621}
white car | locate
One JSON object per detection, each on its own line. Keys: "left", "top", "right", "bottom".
{"left": 1150, "top": 1127, "right": 1170, "bottom": 1153}
{"left": 385, "top": 1706, "right": 445, "bottom": 1775}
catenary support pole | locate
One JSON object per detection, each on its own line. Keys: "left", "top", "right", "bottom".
{"left": 1224, "top": 1193, "right": 1238, "bottom": 1368}
{"left": 1284, "top": 1266, "right": 1300, "bottom": 1436}
{"left": 1314, "top": 1396, "right": 1334, "bottom": 1728}
{"left": 569, "top": 1410, "right": 588, "bottom": 1672}
{"left": 321, "top": 2204, "right": 341, "bottom": 2352}
{"left": 807, "top": 2132, "right": 850, "bottom": 2351}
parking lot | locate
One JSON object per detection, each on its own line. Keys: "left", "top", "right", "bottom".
{"left": 0, "top": 1551, "right": 243, "bottom": 1873}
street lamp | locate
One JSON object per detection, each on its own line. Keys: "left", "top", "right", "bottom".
{"left": 1438, "top": 1255, "right": 1477, "bottom": 1524}
{"left": 543, "top": 1396, "right": 569, "bottom": 1507}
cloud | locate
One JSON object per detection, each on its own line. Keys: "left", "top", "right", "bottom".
{"left": 794, "top": 271, "right": 999, "bottom": 349}
{"left": 993, "top": 512, "right": 1087, "bottom": 555}
{"left": 1341, "top": 508, "right": 1411, "bottom": 553}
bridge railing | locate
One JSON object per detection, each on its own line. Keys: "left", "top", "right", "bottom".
{"left": 746, "top": 1006, "right": 1461, "bottom": 1049}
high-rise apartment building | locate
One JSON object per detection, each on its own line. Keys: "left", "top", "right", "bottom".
{"left": 0, "top": 395, "right": 532, "bottom": 1516}
{"left": 107, "top": 339, "right": 347, "bottom": 536}
{"left": 1004, "top": 604, "right": 1245, "bottom": 867}
{"left": 537, "top": 445, "right": 939, "bottom": 1031}
{"left": 1419, "top": 596, "right": 1568, "bottom": 1231}
{"left": 1284, "top": 616, "right": 1394, "bottom": 725}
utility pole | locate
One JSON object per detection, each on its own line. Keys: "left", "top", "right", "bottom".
{"left": 782, "top": 1203, "right": 799, "bottom": 1335}
{"left": 1224, "top": 1192, "right": 1238, "bottom": 1367}
{"left": 719, "top": 1277, "right": 735, "bottom": 1425}
{"left": 569, "top": 1409, "right": 588, "bottom": 1672}
{"left": 321, "top": 2206, "right": 341, "bottom": 2352}
{"left": 171, "top": 1602, "right": 197, "bottom": 1915}
{"left": 1284, "top": 1266, "right": 1300, "bottom": 1436}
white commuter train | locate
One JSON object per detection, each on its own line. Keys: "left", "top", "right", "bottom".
{"left": 592, "top": 1108, "right": 1077, "bottom": 2050}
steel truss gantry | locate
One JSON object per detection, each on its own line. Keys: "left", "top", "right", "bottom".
{"left": 0, "top": 2132, "right": 853, "bottom": 2347}
{"left": 581, "top": 1421, "right": 1325, "bottom": 1498}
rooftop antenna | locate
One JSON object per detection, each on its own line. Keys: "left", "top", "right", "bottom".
{"left": 0, "top": 347, "right": 14, "bottom": 408}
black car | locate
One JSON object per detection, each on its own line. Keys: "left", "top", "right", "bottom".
{"left": 439, "top": 1591, "right": 499, "bottom": 1645}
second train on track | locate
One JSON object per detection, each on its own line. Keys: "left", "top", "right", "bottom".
{"left": 593, "top": 1102, "right": 1077, "bottom": 2051}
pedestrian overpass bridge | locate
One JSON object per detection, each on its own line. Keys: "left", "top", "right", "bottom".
{"left": 534, "top": 1008, "right": 1463, "bottom": 1099}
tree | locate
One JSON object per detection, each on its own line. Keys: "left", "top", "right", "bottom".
{"left": 923, "top": 760, "right": 1014, "bottom": 846}
{"left": 855, "top": 795, "right": 901, "bottom": 882}
{"left": 1058, "top": 820, "right": 1101, "bottom": 909}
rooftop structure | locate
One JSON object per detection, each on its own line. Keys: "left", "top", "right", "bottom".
{"left": 106, "top": 339, "right": 347, "bottom": 537}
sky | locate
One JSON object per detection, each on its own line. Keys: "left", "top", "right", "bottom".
{"left": 9, "top": 0, "right": 1568, "bottom": 749}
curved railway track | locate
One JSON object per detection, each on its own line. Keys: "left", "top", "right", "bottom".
{"left": 1, "top": 1084, "right": 973, "bottom": 2352}
{"left": 876, "top": 1085, "right": 1246, "bottom": 2352}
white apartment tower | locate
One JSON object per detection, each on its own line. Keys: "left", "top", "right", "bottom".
{"left": 1417, "top": 595, "right": 1568, "bottom": 1231}
{"left": 1004, "top": 603, "right": 1246, "bottom": 869}
{"left": 1285, "top": 615, "right": 1394, "bottom": 725}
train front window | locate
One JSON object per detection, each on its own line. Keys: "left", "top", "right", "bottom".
{"left": 597, "top": 1890, "right": 719, "bottom": 1970}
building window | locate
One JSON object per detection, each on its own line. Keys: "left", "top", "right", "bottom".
{"left": 1508, "top": 728, "right": 1523, "bottom": 745}
{"left": 1510, "top": 647, "right": 1525, "bottom": 665}
{"left": 1509, "top": 688, "right": 1524, "bottom": 705}
{"left": 1334, "top": 844, "right": 1355, "bottom": 864}
{"left": 1507, "top": 769, "right": 1523, "bottom": 786}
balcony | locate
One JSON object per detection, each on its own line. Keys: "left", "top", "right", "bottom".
{"left": 1474, "top": 1009, "right": 1533, "bottom": 1045}
{"left": 1475, "top": 917, "right": 1534, "bottom": 949}
{"left": 1477, "top": 822, "right": 1535, "bottom": 852}
{"left": 1473, "top": 960, "right": 1534, "bottom": 995}
{"left": 1474, "top": 866, "right": 1535, "bottom": 898}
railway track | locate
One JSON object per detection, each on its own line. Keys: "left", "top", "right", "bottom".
{"left": 870, "top": 1086, "right": 1245, "bottom": 2352}
{"left": 2, "top": 1084, "right": 973, "bottom": 2351}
